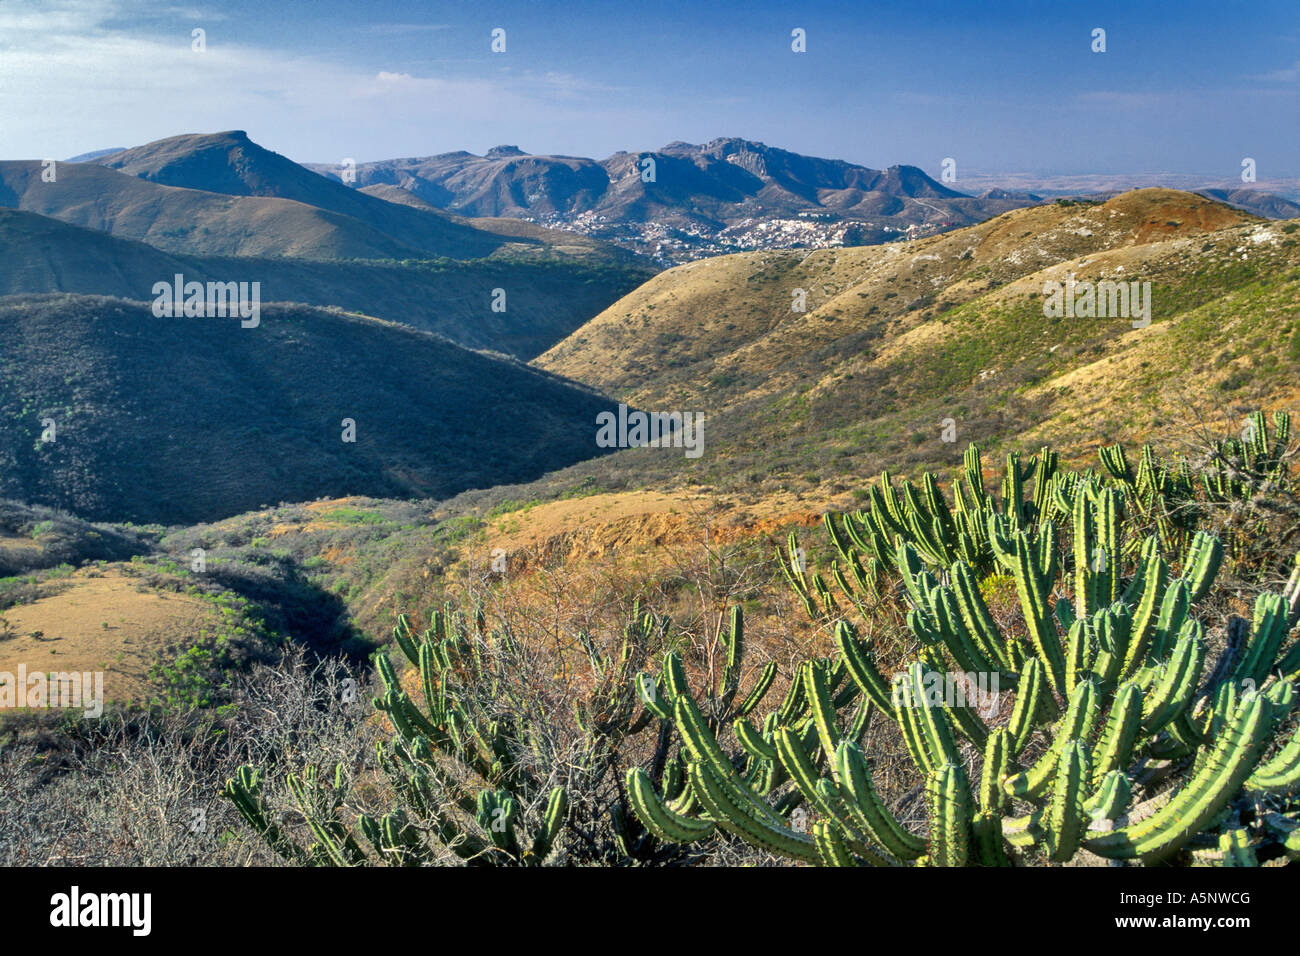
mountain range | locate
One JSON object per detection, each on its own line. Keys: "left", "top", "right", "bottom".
{"left": 3, "top": 131, "right": 638, "bottom": 266}
{"left": 304, "top": 137, "right": 1032, "bottom": 262}
{"left": 305, "top": 137, "right": 1300, "bottom": 263}
{"left": 532, "top": 188, "right": 1300, "bottom": 493}
{"left": 0, "top": 130, "right": 657, "bottom": 524}
{"left": 4, "top": 128, "right": 1297, "bottom": 527}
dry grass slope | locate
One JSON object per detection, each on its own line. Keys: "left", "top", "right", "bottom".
{"left": 535, "top": 189, "right": 1299, "bottom": 491}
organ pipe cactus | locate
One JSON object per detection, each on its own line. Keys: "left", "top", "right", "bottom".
{"left": 224, "top": 604, "right": 590, "bottom": 866}
{"left": 227, "top": 597, "right": 779, "bottom": 866}
{"left": 629, "top": 443, "right": 1300, "bottom": 864}
{"left": 1201, "top": 411, "right": 1292, "bottom": 504}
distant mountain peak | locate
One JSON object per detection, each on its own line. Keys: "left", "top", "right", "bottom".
{"left": 64, "top": 147, "right": 126, "bottom": 163}
{"left": 302, "top": 136, "right": 1034, "bottom": 262}
{"left": 70, "top": 130, "right": 639, "bottom": 263}
{"left": 701, "top": 136, "right": 771, "bottom": 152}
{"left": 657, "top": 137, "right": 775, "bottom": 158}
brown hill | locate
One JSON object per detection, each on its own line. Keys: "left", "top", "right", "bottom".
{"left": 0, "top": 160, "right": 415, "bottom": 260}
{"left": 89, "top": 131, "right": 642, "bottom": 265}
{"left": 537, "top": 190, "right": 1257, "bottom": 403}
{"left": 532, "top": 189, "right": 1298, "bottom": 492}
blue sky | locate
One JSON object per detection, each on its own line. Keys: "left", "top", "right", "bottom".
{"left": 1, "top": 0, "right": 1297, "bottom": 178}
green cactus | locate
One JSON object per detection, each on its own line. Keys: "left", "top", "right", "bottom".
{"left": 626, "top": 439, "right": 1300, "bottom": 866}
{"left": 1202, "top": 411, "right": 1291, "bottom": 505}
{"left": 223, "top": 602, "right": 620, "bottom": 866}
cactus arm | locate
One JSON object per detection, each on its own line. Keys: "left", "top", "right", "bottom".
{"left": 673, "top": 696, "right": 789, "bottom": 829}
{"left": 804, "top": 662, "right": 843, "bottom": 765}
{"left": 1217, "top": 828, "right": 1259, "bottom": 867}
{"left": 528, "top": 787, "right": 568, "bottom": 863}
{"left": 1149, "top": 580, "right": 1191, "bottom": 662}
{"left": 1093, "top": 603, "right": 1132, "bottom": 686}
{"left": 686, "top": 760, "right": 819, "bottom": 862}
{"left": 777, "top": 543, "right": 818, "bottom": 619}
{"left": 1121, "top": 534, "right": 1159, "bottom": 607}
{"left": 836, "top": 621, "right": 896, "bottom": 713}
{"left": 774, "top": 726, "right": 842, "bottom": 820}
{"left": 979, "top": 728, "right": 1013, "bottom": 816}
{"left": 1099, "top": 487, "right": 1121, "bottom": 603}
{"left": 1064, "top": 618, "right": 1096, "bottom": 697}
{"left": 1180, "top": 532, "right": 1224, "bottom": 605}
{"left": 926, "top": 763, "right": 972, "bottom": 867}
{"left": 836, "top": 741, "right": 926, "bottom": 859}
{"left": 900, "top": 662, "right": 962, "bottom": 767}
{"left": 973, "top": 810, "right": 1013, "bottom": 866}
{"left": 1244, "top": 718, "right": 1300, "bottom": 794}
{"left": 392, "top": 614, "right": 420, "bottom": 666}
{"left": 896, "top": 693, "right": 936, "bottom": 775}
{"left": 1055, "top": 596, "right": 1077, "bottom": 635}
{"left": 1013, "top": 533, "right": 1067, "bottom": 695}
{"left": 285, "top": 771, "right": 367, "bottom": 866}
{"left": 1122, "top": 555, "right": 1168, "bottom": 678}
{"left": 964, "top": 443, "right": 987, "bottom": 501}
{"left": 1141, "top": 620, "right": 1206, "bottom": 735}
{"left": 733, "top": 716, "right": 778, "bottom": 762}
{"left": 813, "top": 821, "right": 860, "bottom": 866}
{"left": 734, "top": 663, "right": 778, "bottom": 721}
{"left": 1090, "top": 682, "right": 1144, "bottom": 786}
{"left": 1006, "top": 658, "right": 1050, "bottom": 756}
{"left": 1232, "top": 593, "right": 1290, "bottom": 689}
{"left": 1046, "top": 740, "right": 1090, "bottom": 862}
{"left": 626, "top": 768, "right": 716, "bottom": 843}
{"left": 925, "top": 584, "right": 1002, "bottom": 694}
{"left": 1004, "top": 678, "right": 1100, "bottom": 799}
{"left": 950, "top": 561, "right": 1016, "bottom": 674}
{"left": 1099, "top": 443, "right": 1133, "bottom": 485}
{"left": 221, "top": 765, "right": 312, "bottom": 866}
{"left": 1084, "top": 770, "right": 1132, "bottom": 823}
{"left": 1002, "top": 809, "right": 1044, "bottom": 849}
{"left": 717, "top": 606, "right": 744, "bottom": 709}
{"left": 1086, "top": 693, "right": 1272, "bottom": 863}
{"left": 1073, "top": 491, "right": 1100, "bottom": 620}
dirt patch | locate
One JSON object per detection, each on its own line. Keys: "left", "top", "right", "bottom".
{"left": 0, "top": 534, "right": 41, "bottom": 553}
{"left": 0, "top": 569, "right": 214, "bottom": 707}
{"left": 482, "top": 489, "right": 827, "bottom": 571}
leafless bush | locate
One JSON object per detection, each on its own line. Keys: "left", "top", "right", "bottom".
{"left": 0, "top": 647, "right": 377, "bottom": 866}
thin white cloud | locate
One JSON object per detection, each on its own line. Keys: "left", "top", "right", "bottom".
{"left": 158, "top": 5, "right": 230, "bottom": 21}
{"left": 1247, "top": 60, "right": 1300, "bottom": 83}
{"left": 0, "top": 0, "right": 660, "bottom": 161}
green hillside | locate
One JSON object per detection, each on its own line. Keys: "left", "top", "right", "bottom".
{"left": 0, "top": 208, "right": 652, "bottom": 360}
{"left": 0, "top": 294, "right": 621, "bottom": 524}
